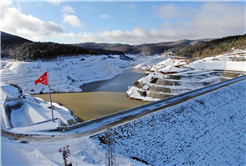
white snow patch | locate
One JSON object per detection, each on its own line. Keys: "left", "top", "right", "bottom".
{"left": 0, "top": 55, "right": 130, "bottom": 94}
{"left": 185, "top": 49, "right": 246, "bottom": 71}
{"left": 96, "top": 79, "right": 246, "bottom": 165}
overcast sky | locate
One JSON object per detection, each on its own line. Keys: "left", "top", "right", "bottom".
{"left": 1, "top": 0, "right": 245, "bottom": 44}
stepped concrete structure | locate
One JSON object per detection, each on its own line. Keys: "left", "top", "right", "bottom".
{"left": 130, "top": 69, "right": 244, "bottom": 100}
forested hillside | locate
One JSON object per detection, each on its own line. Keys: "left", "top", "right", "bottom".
{"left": 1, "top": 41, "right": 128, "bottom": 61}
{"left": 175, "top": 34, "right": 246, "bottom": 59}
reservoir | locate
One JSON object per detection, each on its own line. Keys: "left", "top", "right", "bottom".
{"left": 34, "top": 67, "right": 149, "bottom": 121}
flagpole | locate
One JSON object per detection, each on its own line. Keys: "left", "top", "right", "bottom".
{"left": 47, "top": 71, "right": 55, "bottom": 122}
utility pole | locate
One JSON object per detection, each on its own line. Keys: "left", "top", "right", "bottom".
{"left": 105, "top": 127, "right": 116, "bottom": 166}
{"left": 59, "top": 145, "right": 71, "bottom": 166}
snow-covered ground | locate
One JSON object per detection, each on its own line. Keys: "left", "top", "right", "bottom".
{"left": 1, "top": 83, "right": 78, "bottom": 134}
{"left": 1, "top": 133, "right": 144, "bottom": 165}
{"left": 0, "top": 83, "right": 141, "bottom": 164}
{"left": 127, "top": 49, "right": 246, "bottom": 101}
{"left": 0, "top": 55, "right": 130, "bottom": 94}
{"left": 1, "top": 50, "right": 246, "bottom": 165}
{"left": 0, "top": 54, "right": 143, "bottom": 165}
{"left": 131, "top": 52, "right": 189, "bottom": 73}
{"left": 94, "top": 79, "right": 246, "bottom": 165}
{"left": 185, "top": 49, "right": 246, "bottom": 71}
{"left": 2, "top": 76, "right": 244, "bottom": 165}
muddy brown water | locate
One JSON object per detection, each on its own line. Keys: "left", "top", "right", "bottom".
{"left": 34, "top": 67, "right": 149, "bottom": 121}
{"left": 34, "top": 67, "right": 244, "bottom": 122}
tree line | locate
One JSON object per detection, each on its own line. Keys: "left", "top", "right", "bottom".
{"left": 1, "top": 42, "right": 91, "bottom": 61}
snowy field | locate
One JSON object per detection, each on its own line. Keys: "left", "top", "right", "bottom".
{"left": 1, "top": 134, "right": 144, "bottom": 165}
{"left": 0, "top": 55, "right": 130, "bottom": 94}
{"left": 94, "top": 79, "right": 246, "bottom": 165}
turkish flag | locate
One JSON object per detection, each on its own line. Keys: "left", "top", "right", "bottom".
{"left": 35, "top": 72, "right": 48, "bottom": 85}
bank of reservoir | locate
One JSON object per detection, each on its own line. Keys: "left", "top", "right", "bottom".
{"left": 34, "top": 67, "right": 149, "bottom": 121}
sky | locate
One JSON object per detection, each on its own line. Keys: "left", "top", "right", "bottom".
{"left": 1, "top": 0, "right": 245, "bottom": 45}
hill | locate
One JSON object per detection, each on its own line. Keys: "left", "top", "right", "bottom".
{"left": 174, "top": 34, "right": 246, "bottom": 59}
{"left": 0, "top": 32, "right": 130, "bottom": 61}
{"left": 1, "top": 41, "right": 131, "bottom": 61}
{"left": 2, "top": 31, "right": 244, "bottom": 61}
{"left": 74, "top": 39, "right": 210, "bottom": 56}
{"left": 1, "top": 31, "right": 32, "bottom": 44}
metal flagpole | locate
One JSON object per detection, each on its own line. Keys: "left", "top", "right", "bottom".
{"left": 47, "top": 71, "right": 55, "bottom": 122}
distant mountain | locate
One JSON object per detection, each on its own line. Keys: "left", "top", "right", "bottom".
{"left": 1, "top": 31, "right": 32, "bottom": 44}
{"left": 74, "top": 39, "right": 210, "bottom": 55}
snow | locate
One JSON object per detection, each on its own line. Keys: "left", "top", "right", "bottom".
{"left": 1, "top": 133, "right": 143, "bottom": 165}
{"left": 1, "top": 141, "right": 55, "bottom": 165}
{"left": 131, "top": 53, "right": 189, "bottom": 73}
{"left": 131, "top": 54, "right": 172, "bottom": 71}
{"left": 0, "top": 82, "right": 20, "bottom": 99}
{"left": 0, "top": 55, "right": 130, "bottom": 94}
{"left": 127, "top": 86, "right": 160, "bottom": 102}
{"left": 0, "top": 84, "right": 79, "bottom": 133}
{"left": 1, "top": 50, "right": 246, "bottom": 165}
{"left": 1, "top": 78, "right": 245, "bottom": 165}
{"left": 94, "top": 79, "right": 246, "bottom": 165}
{"left": 185, "top": 49, "right": 246, "bottom": 71}
{"left": 131, "top": 52, "right": 190, "bottom": 74}
{"left": 186, "top": 61, "right": 246, "bottom": 71}
{"left": 127, "top": 49, "right": 246, "bottom": 101}
{"left": 0, "top": 55, "right": 142, "bottom": 165}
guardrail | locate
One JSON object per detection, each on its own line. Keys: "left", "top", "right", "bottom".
{"left": 57, "top": 74, "right": 246, "bottom": 132}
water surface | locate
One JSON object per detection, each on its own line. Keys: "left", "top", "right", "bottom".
{"left": 34, "top": 67, "right": 149, "bottom": 121}
{"left": 80, "top": 67, "right": 147, "bottom": 92}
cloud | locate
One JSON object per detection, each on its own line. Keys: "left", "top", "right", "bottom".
{"left": 156, "top": 2, "right": 245, "bottom": 40}
{"left": 63, "top": 2, "right": 245, "bottom": 45}
{"left": 45, "top": 0, "right": 65, "bottom": 6}
{"left": 63, "top": 27, "right": 164, "bottom": 44}
{"left": 15, "top": 2, "right": 22, "bottom": 11}
{"left": 63, "top": 15, "right": 85, "bottom": 28}
{"left": 2, "top": 1, "right": 244, "bottom": 45}
{"left": 2, "top": 6, "right": 63, "bottom": 40}
{"left": 61, "top": 5, "right": 85, "bottom": 28}
{"left": 61, "top": 5, "right": 75, "bottom": 15}
{"left": 158, "top": 21, "right": 174, "bottom": 29}
{"left": 2, "top": 0, "right": 13, "bottom": 8}
{"left": 99, "top": 14, "right": 110, "bottom": 19}
{"left": 156, "top": 4, "right": 181, "bottom": 19}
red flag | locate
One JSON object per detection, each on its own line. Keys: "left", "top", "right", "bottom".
{"left": 35, "top": 72, "right": 48, "bottom": 85}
